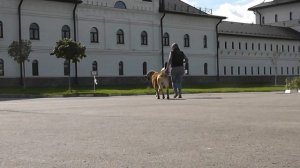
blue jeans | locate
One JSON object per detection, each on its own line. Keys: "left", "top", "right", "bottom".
{"left": 171, "top": 66, "right": 185, "bottom": 93}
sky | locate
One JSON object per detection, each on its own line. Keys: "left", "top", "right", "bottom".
{"left": 181, "top": 0, "right": 272, "bottom": 23}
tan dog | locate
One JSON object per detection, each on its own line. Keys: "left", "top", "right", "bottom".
{"left": 146, "top": 68, "right": 170, "bottom": 99}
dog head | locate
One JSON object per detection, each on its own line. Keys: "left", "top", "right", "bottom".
{"left": 145, "top": 71, "right": 155, "bottom": 81}
{"left": 160, "top": 68, "right": 168, "bottom": 75}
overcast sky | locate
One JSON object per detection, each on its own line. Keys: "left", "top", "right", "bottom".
{"left": 180, "top": 0, "right": 272, "bottom": 23}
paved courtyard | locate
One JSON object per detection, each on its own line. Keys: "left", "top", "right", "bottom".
{"left": 0, "top": 92, "right": 299, "bottom": 168}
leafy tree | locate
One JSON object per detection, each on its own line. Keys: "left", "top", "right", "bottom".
{"left": 8, "top": 40, "right": 32, "bottom": 87}
{"left": 50, "top": 38, "right": 86, "bottom": 90}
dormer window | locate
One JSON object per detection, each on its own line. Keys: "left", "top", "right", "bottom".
{"left": 114, "top": 1, "right": 126, "bottom": 9}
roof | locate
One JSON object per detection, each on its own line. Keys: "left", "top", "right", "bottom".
{"left": 249, "top": 0, "right": 299, "bottom": 11}
{"left": 160, "top": 0, "right": 226, "bottom": 19}
{"left": 218, "top": 21, "right": 300, "bottom": 40}
{"left": 45, "top": 0, "right": 82, "bottom": 4}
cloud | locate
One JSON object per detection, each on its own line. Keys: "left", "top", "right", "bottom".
{"left": 181, "top": 0, "right": 273, "bottom": 23}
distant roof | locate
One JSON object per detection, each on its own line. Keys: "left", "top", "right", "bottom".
{"left": 218, "top": 21, "right": 300, "bottom": 40}
{"left": 160, "top": 0, "right": 226, "bottom": 19}
{"left": 249, "top": 0, "right": 299, "bottom": 11}
{"left": 46, "top": 0, "right": 82, "bottom": 4}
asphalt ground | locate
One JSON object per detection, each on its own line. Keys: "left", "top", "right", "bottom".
{"left": 0, "top": 92, "right": 299, "bottom": 168}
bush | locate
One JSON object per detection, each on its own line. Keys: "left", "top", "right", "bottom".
{"left": 287, "top": 77, "right": 300, "bottom": 89}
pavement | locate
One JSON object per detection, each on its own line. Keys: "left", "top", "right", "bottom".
{"left": 0, "top": 92, "right": 299, "bottom": 168}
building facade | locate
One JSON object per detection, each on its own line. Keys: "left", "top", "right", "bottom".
{"left": 0, "top": 0, "right": 299, "bottom": 86}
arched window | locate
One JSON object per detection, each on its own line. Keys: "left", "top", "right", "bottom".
{"left": 184, "top": 34, "right": 190, "bottom": 47}
{"left": 0, "top": 59, "right": 4, "bottom": 76}
{"left": 262, "top": 16, "right": 265, "bottom": 24}
{"left": 92, "top": 61, "right": 98, "bottom": 71}
{"left": 238, "top": 66, "right": 241, "bottom": 75}
{"left": 257, "top": 67, "right": 260, "bottom": 75}
{"left": 290, "top": 12, "right": 293, "bottom": 20}
{"left": 204, "top": 63, "right": 208, "bottom": 75}
{"left": 30, "top": 23, "right": 39, "bottom": 40}
{"left": 32, "top": 60, "right": 39, "bottom": 76}
{"left": 141, "top": 31, "right": 148, "bottom": 45}
{"left": 114, "top": 1, "right": 126, "bottom": 9}
{"left": 245, "top": 42, "right": 248, "bottom": 50}
{"left": 143, "top": 62, "right": 147, "bottom": 75}
{"left": 0, "top": 21, "right": 3, "bottom": 38}
{"left": 245, "top": 67, "right": 247, "bottom": 75}
{"left": 275, "top": 14, "right": 278, "bottom": 22}
{"left": 251, "top": 67, "right": 254, "bottom": 75}
{"left": 204, "top": 35, "right": 208, "bottom": 48}
{"left": 117, "top": 29, "right": 124, "bottom": 44}
{"left": 90, "top": 27, "right": 99, "bottom": 43}
{"left": 62, "top": 25, "right": 71, "bottom": 39}
{"left": 231, "top": 66, "right": 234, "bottom": 75}
{"left": 232, "top": 42, "right": 234, "bottom": 49}
{"left": 270, "top": 67, "right": 272, "bottom": 75}
{"left": 119, "top": 61, "right": 124, "bottom": 75}
{"left": 225, "top": 41, "right": 227, "bottom": 49}
{"left": 64, "top": 60, "right": 70, "bottom": 76}
{"left": 163, "top": 32, "right": 169, "bottom": 46}
{"left": 224, "top": 66, "right": 227, "bottom": 75}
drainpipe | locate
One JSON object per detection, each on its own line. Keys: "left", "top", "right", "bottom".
{"left": 18, "top": 0, "right": 24, "bottom": 86}
{"left": 73, "top": 0, "right": 79, "bottom": 84}
{"left": 160, "top": 0, "right": 166, "bottom": 68}
{"left": 216, "top": 19, "right": 222, "bottom": 82}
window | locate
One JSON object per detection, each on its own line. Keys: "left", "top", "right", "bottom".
{"left": 252, "top": 43, "right": 254, "bottom": 50}
{"left": 282, "top": 45, "right": 284, "bottom": 52}
{"left": 251, "top": 67, "right": 254, "bottom": 75}
{"left": 264, "top": 43, "right": 267, "bottom": 51}
{"left": 287, "top": 67, "right": 289, "bottom": 75}
{"left": 293, "top": 46, "right": 295, "bottom": 52}
{"left": 163, "top": 32, "right": 169, "bottom": 46}
{"left": 225, "top": 42, "right": 227, "bottom": 49}
{"left": 231, "top": 66, "right": 234, "bottom": 75}
{"left": 270, "top": 44, "right": 273, "bottom": 51}
{"left": 62, "top": 25, "right": 71, "bottom": 39}
{"left": 119, "top": 61, "right": 124, "bottom": 75}
{"left": 0, "top": 59, "right": 4, "bottom": 76}
{"left": 290, "top": 12, "right": 293, "bottom": 20}
{"left": 114, "top": 1, "right": 126, "bottom": 9}
{"left": 204, "top": 63, "right": 208, "bottom": 75}
{"left": 117, "top": 29, "right": 124, "bottom": 44}
{"left": 141, "top": 31, "right": 148, "bottom": 45}
{"left": 281, "top": 67, "right": 283, "bottom": 75}
{"left": 64, "top": 60, "right": 70, "bottom": 76}
{"left": 143, "top": 62, "right": 147, "bottom": 75}
{"left": 32, "top": 60, "right": 39, "bottom": 76}
{"left": 245, "top": 67, "right": 247, "bottom": 75}
{"left": 239, "top": 42, "right": 241, "bottom": 50}
{"left": 264, "top": 67, "right": 266, "bottom": 75}
{"left": 258, "top": 43, "right": 261, "bottom": 50}
{"left": 232, "top": 42, "right": 234, "bottom": 49}
{"left": 0, "top": 21, "right": 3, "bottom": 38}
{"left": 184, "top": 34, "right": 190, "bottom": 47}
{"left": 238, "top": 66, "right": 240, "bottom": 75}
{"left": 262, "top": 16, "right": 265, "bottom": 24}
{"left": 257, "top": 67, "right": 260, "bottom": 75}
{"left": 245, "top": 43, "right": 248, "bottom": 50}
{"left": 30, "top": 23, "right": 39, "bottom": 40}
{"left": 203, "top": 35, "right": 207, "bottom": 48}
{"left": 92, "top": 61, "right": 98, "bottom": 71}
{"left": 224, "top": 66, "right": 227, "bottom": 75}
{"left": 270, "top": 67, "right": 272, "bottom": 75}
{"left": 90, "top": 27, "right": 98, "bottom": 43}
{"left": 292, "top": 67, "right": 294, "bottom": 75}
{"left": 275, "top": 14, "right": 278, "bottom": 22}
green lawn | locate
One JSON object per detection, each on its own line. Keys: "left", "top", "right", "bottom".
{"left": 0, "top": 84, "right": 285, "bottom": 97}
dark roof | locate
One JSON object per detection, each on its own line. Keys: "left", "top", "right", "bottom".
{"left": 218, "top": 21, "right": 300, "bottom": 40}
{"left": 46, "top": 0, "right": 82, "bottom": 4}
{"left": 249, "top": 0, "right": 299, "bottom": 11}
{"left": 160, "top": 0, "right": 226, "bottom": 19}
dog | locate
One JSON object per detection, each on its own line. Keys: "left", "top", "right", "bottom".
{"left": 146, "top": 68, "right": 170, "bottom": 99}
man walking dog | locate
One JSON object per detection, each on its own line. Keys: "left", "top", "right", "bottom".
{"left": 166, "top": 43, "right": 189, "bottom": 98}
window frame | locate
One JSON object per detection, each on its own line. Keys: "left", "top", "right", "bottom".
{"left": 203, "top": 35, "right": 207, "bottom": 48}
{"left": 32, "top": 60, "right": 39, "bottom": 76}
{"left": 90, "top": 27, "right": 99, "bottom": 43}
{"left": 163, "top": 32, "right": 170, "bottom": 46}
{"left": 29, "top": 23, "right": 40, "bottom": 40}
{"left": 184, "top": 34, "right": 190, "bottom": 47}
{"left": 0, "top": 21, "right": 3, "bottom": 38}
{"left": 0, "top": 59, "right": 4, "bottom": 76}
{"left": 117, "top": 29, "right": 125, "bottom": 44}
{"left": 141, "top": 31, "right": 148, "bottom": 45}
{"left": 62, "top": 25, "right": 71, "bottom": 39}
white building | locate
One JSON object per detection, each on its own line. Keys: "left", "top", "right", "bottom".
{"left": 0, "top": 0, "right": 299, "bottom": 86}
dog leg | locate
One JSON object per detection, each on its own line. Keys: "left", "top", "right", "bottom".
{"left": 166, "top": 87, "right": 170, "bottom": 99}
{"left": 159, "top": 87, "right": 165, "bottom": 99}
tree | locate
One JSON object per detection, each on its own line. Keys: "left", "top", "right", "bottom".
{"left": 50, "top": 38, "right": 86, "bottom": 90}
{"left": 270, "top": 52, "right": 279, "bottom": 86}
{"left": 8, "top": 40, "right": 32, "bottom": 87}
